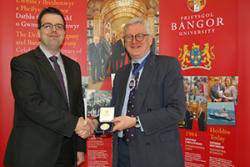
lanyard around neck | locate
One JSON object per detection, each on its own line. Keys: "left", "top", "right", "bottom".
{"left": 132, "top": 55, "right": 150, "bottom": 77}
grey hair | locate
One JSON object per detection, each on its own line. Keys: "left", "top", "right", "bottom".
{"left": 123, "top": 17, "right": 151, "bottom": 34}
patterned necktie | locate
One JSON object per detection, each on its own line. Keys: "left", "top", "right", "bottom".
{"left": 124, "top": 63, "right": 140, "bottom": 142}
{"left": 49, "top": 56, "right": 68, "bottom": 102}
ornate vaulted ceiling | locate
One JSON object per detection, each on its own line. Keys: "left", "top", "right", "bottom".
{"left": 88, "top": 0, "right": 159, "bottom": 22}
{"left": 87, "top": 0, "right": 159, "bottom": 39}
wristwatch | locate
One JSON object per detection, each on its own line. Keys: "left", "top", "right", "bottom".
{"left": 135, "top": 116, "right": 140, "bottom": 128}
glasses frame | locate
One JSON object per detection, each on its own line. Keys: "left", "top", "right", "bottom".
{"left": 124, "top": 33, "right": 149, "bottom": 42}
{"left": 40, "top": 23, "right": 65, "bottom": 31}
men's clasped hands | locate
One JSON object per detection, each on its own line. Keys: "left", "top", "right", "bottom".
{"left": 75, "top": 117, "right": 98, "bottom": 139}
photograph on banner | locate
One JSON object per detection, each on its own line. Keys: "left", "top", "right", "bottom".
{"left": 86, "top": 0, "right": 159, "bottom": 89}
{"left": 81, "top": 76, "right": 89, "bottom": 118}
{"left": 179, "top": 76, "right": 208, "bottom": 131}
{"left": 208, "top": 76, "right": 238, "bottom": 105}
{"left": 206, "top": 76, "right": 238, "bottom": 126}
{"left": 81, "top": 76, "right": 89, "bottom": 97}
{"left": 207, "top": 102, "right": 235, "bottom": 125}
{"left": 85, "top": 89, "right": 112, "bottom": 118}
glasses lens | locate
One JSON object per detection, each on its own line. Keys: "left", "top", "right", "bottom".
{"left": 135, "top": 34, "right": 145, "bottom": 41}
{"left": 124, "top": 34, "right": 148, "bottom": 42}
{"left": 55, "top": 24, "right": 65, "bottom": 30}
{"left": 42, "top": 23, "right": 53, "bottom": 30}
{"left": 41, "top": 23, "right": 65, "bottom": 31}
{"left": 124, "top": 35, "right": 133, "bottom": 42}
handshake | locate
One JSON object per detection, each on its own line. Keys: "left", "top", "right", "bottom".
{"left": 75, "top": 117, "right": 98, "bottom": 139}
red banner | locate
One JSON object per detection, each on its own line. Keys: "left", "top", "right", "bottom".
{"left": 1, "top": 0, "right": 250, "bottom": 167}
{"left": 159, "top": 0, "right": 243, "bottom": 166}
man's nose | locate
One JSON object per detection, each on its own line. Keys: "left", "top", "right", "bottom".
{"left": 131, "top": 36, "right": 137, "bottom": 43}
{"left": 52, "top": 25, "right": 57, "bottom": 31}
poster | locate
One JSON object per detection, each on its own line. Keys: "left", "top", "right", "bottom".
{"left": 1, "top": 0, "right": 250, "bottom": 167}
{"left": 160, "top": 0, "right": 238, "bottom": 166}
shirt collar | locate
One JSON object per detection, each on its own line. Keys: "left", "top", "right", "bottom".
{"left": 39, "top": 45, "right": 62, "bottom": 62}
{"left": 131, "top": 50, "right": 150, "bottom": 64}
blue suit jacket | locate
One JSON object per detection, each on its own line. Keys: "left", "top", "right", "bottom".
{"left": 111, "top": 52, "right": 186, "bottom": 167}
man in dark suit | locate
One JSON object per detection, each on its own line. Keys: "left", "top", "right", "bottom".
{"left": 115, "top": 38, "right": 126, "bottom": 69}
{"left": 4, "top": 7, "right": 96, "bottom": 167}
{"left": 100, "top": 34, "right": 111, "bottom": 78}
{"left": 111, "top": 17, "right": 186, "bottom": 167}
{"left": 88, "top": 36, "right": 102, "bottom": 83}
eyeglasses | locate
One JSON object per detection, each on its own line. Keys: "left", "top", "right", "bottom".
{"left": 40, "top": 23, "right": 65, "bottom": 31}
{"left": 124, "top": 33, "right": 149, "bottom": 42}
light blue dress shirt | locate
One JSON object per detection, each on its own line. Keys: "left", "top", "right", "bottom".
{"left": 118, "top": 51, "right": 150, "bottom": 137}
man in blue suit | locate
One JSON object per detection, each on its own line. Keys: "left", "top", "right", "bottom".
{"left": 111, "top": 17, "right": 186, "bottom": 167}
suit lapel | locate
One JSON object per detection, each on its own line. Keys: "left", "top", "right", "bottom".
{"left": 136, "top": 52, "right": 157, "bottom": 113}
{"left": 61, "top": 55, "right": 74, "bottom": 108}
{"left": 34, "top": 47, "right": 68, "bottom": 103}
{"left": 116, "top": 65, "right": 131, "bottom": 116}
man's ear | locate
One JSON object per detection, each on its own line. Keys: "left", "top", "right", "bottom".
{"left": 37, "top": 30, "right": 41, "bottom": 40}
{"left": 149, "top": 35, "right": 153, "bottom": 45}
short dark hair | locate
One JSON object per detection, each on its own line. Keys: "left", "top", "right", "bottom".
{"left": 38, "top": 7, "right": 66, "bottom": 29}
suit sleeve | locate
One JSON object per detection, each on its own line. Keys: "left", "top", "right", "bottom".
{"left": 74, "top": 63, "right": 87, "bottom": 152}
{"left": 11, "top": 57, "right": 78, "bottom": 137}
{"left": 138, "top": 58, "right": 186, "bottom": 135}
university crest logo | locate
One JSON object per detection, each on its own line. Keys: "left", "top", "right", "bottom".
{"left": 178, "top": 43, "right": 215, "bottom": 70}
{"left": 187, "top": 0, "right": 206, "bottom": 12}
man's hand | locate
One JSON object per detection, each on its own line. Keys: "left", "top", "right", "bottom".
{"left": 77, "top": 152, "right": 85, "bottom": 166}
{"left": 75, "top": 117, "right": 89, "bottom": 139}
{"left": 112, "top": 116, "right": 136, "bottom": 132}
{"left": 86, "top": 117, "right": 98, "bottom": 133}
{"left": 75, "top": 117, "right": 98, "bottom": 139}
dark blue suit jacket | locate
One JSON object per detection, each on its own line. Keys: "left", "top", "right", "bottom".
{"left": 111, "top": 52, "right": 186, "bottom": 167}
